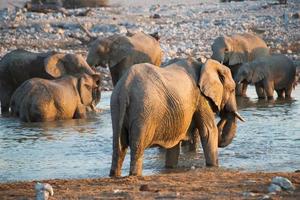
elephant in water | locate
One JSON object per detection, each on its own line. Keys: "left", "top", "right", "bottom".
{"left": 211, "top": 33, "right": 270, "bottom": 96}
{"left": 87, "top": 31, "right": 163, "bottom": 86}
{"left": 109, "top": 58, "right": 245, "bottom": 177}
{"left": 0, "top": 49, "right": 101, "bottom": 114}
{"left": 10, "top": 73, "right": 100, "bottom": 122}
{"left": 235, "top": 54, "right": 296, "bottom": 100}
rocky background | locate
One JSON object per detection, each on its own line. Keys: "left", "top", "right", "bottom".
{"left": 0, "top": 0, "right": 299, "bottom": 91}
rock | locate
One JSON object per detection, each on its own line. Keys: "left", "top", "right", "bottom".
{"left": 287, "top": 49, "right": 292, "bottom": 54}
{"left": 242, "top": 192, "right": 256, "bottom": 197}
{"left": 260, "top": 194, "right": 272, "bottom": 200}
{"left": 292, "top": 12, "right": 300, "bottom": 19}
{"left": 35, "top": 182, "right": 54, "bottom": 200}
{"left": 150, "top": 14, "right": 161, "bottom": 19}
{"left": 140, "top": 184, "right": 151, "bottom": 191}
{"left": 268, "top": 183, "right": 282, "bottom": 193}
{"left": 271, "top": 176, "right": 295, "bottom": 191}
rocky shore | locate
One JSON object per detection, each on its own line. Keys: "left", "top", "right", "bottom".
{"left": 0, "top": 169, "right": 299, "bottom": 199}
{"left": 0, "top": 0, "right": 299, "bottom": 90}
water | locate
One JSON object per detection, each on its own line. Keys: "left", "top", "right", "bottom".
{"left": 0, "top": 87, "right": 299, "bottom": 182}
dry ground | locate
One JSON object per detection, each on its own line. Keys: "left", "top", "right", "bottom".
{"left": 0, "top": 169, "right": 299, "bottom": 199}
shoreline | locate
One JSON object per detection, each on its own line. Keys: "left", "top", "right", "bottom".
{"left": 0, "top": 169, "right": 299, "bottom": 199}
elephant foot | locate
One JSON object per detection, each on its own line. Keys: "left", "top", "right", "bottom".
{"left": 206, "top": 162, "right": 219, "bottom": 168}
{"left": 109, "top": 169, "right": 121, "bottom": 177}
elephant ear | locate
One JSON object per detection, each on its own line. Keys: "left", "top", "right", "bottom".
{"left": 251, "top": 64, "right": 266, "bottom": 83}
{"left": 109, "top": 36, "right": 132, "bottom": 68}
{"left": 78, "top": 74, "right": 94, "bottom": 106}
{"left": 199, "top": 59, "right": 235, "bottom": 111}
{"left": 228, "top": 51, "right": 247, "bottom": 66}
{"left": 44, "top": 53, "right": 66, "bottom": 78}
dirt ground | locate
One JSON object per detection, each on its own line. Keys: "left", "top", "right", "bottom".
{"left": 0, "top": 169, "right": 299, "bottom": 199}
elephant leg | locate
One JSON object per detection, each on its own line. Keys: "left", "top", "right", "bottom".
{"left": 263, "top": 80, "right": 274, "bottom": 100}
{"left": 110, "top": 145, "right": 127, "bottom": 177}
{"left": 285, "top": 86, "right": 293, "bottom": 99}
{"left": 0, "top": 85, "right": 14, "bottom": 114}
{"left": 241, "top": 83, "right": 248, "bottom": 97}
{"left": 255, "top": 84, "right": 266, "bottom": 99}
{"left": 73, "top": 104, "right": 87, "bottom": 119}
{"left": 165, "top": 143, "right": 180, "bottom": 168}
{"left": 129, "top": 147, "right": 144, "bottom": 176}
{"left": 235, "top": 83, "right": 244, "bottom": 96}
{"left": 276, "top": 89, "right": 285, "bottom": 99}
{"left": 199, "top": 125, "right": 219, "bottom": 167}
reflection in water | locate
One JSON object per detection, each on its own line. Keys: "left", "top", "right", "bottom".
{"left": 0, "top": 87, "right": 300, "bottom": 182}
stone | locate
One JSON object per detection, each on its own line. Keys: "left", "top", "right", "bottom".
{"left": 287, "top": 49, "right": 292, "bottom": 54}
{"left": 271, "top": 176, "right": 295, "bottom": 191}
{"left": 268, "top": 183, "right": 282, "bottom": 193}
{"left": 35, "top": 182, "right": 54, "bottom": 200}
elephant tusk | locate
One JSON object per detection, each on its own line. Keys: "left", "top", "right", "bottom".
{"left": 234, "top": 111, "right": 245, "bottom": 122}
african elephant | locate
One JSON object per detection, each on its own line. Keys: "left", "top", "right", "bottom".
{"left": 0, "top": 49, "right": 100, "bottom": 114}
{"left": 109, "top": 58, "right": 244, "bottom": 177}
{"left": 10, "top": 73, "right": 100, "bottom": 122}
{"left": 87, "top": 31, "right": 163, "bottom": 86}
{"left": 211, "top": 33, "right": 270, "bottom": 96}
{"left": 235, "top": 54, "right": 296, "bottom": 99}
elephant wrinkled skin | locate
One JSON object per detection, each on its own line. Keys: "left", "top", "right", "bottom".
{"left": 235, "top": 54, "right": 296, "bottom": 99}
{"left": 109, "top": 58, "right": 244, "bottom": 177}
{"left": 10, "top": 73, "right": 100, "bottom": 122}
{"left": 211, "top": 33, "right": 270, "bottom": 96}
{"left": 0, "top": 49, "right": 100, "bottom": 114}
{"left": 87, "top": 31, "right": 163, "bottom": 86}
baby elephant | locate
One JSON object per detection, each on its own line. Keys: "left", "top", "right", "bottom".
{"left": 235, "top": 54, "right": 296, "bottom": 99}
{"left": 10, "top": 73, "right": 100, "bottom": 122}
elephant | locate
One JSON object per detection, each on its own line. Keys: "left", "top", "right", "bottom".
{"left": 235, "top": 54, "right": 296, "bottom": 100}
{"left": 211, "top": 33, "right": 270, "bottom": 96}
{"left": 10, "top": 73, "right": 100, "bottom": 122}
{"left": 109, "top": 58, "right": 245, "bottom": 177}
{"left": 87, "top": 31, "right": 163, "bottom": 86}
{"left": 0, "top": 49, "right": 101, "bottom": 114}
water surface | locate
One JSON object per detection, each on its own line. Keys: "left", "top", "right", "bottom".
{"left": 0, "top": 87, "right": 299, "bottom": 182}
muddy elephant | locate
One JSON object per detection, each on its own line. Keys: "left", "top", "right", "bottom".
{"left": 10, "top": 73, "right": 100, "bottom": 122}
{"left": 0, "top": 49, "right": 101, "bottom": 114}
{"left": 211, "top": 33, "right": 270, "bottom": 96}
{"left": 87, "top": 31, "right": 163, "bottom": 86}
{"left": 109, "top": 58, "right": 245, "bottom": 177}
{"left": 235, "top": 54, "right": 296, "bottom": 99}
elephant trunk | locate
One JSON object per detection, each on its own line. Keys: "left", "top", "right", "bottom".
{"left": 211, "top": 51, "right": 224, "bottom": 64}
{"left": 218, "top": 95, "right": 245, "bottom": 147}
{"left": 217, "top": 112, "right": 237, "bottom": 147}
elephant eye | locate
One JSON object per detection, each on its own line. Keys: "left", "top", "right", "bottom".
{"left": 85, "top": 85, "right": 92, "bottom": 91}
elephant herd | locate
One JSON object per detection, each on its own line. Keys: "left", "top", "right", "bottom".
{"left": 0, "top": 31, "right": 298, "bottom": 177}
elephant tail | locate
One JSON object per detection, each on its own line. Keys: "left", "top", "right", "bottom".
{"left": 111, "top": 86, "right": 128, "bottom": 151}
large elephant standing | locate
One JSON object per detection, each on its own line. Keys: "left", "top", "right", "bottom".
{"left": 0, "top": 49, "right": 100, "bottom": 114}
{"left": 235, "top": 54, "right": 296, "bottom": 99}
{"left": 10, "top": 73, "right": 100, "bottom": 122}
{"left": 211, "top": 33, "right": 270, "bottom": 96}
{"left": 109, "top": 58, "right": 244, "bottom": 177}
{"left": 87, "top": 31, "right": 163, "bottom": 86}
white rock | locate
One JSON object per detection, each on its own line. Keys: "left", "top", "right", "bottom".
{"left": 35, "top": 182, "right": 54, "bottom": 200}
{"left": 271, "top": 176, "right": 295, "bottom": 191}
{"left": 242, "top": 192, "right": 256, "bottom": 197}
{"left": 287, "top": 49, "right": 293, "bottom": 54}
{"left": 268, "top": 183, "right": 282, "bottom": 193}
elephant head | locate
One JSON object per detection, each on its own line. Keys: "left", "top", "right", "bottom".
{"left": 199, "top": 59, "right": 245, "bottom": 147}
{"left": 77, "top": 73, "right": 101, "bottom": 106}
{"left": 45, "top": 53, "right": 96, "bottom": 78}
{"left": 86, "top": 35, "right": 130, "bottom": 69}
{"left": 235, "top": 61, "right": 266, "bottom": 85}
{"left": 211, "top": 36, "right": 247, "bottom": 66}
